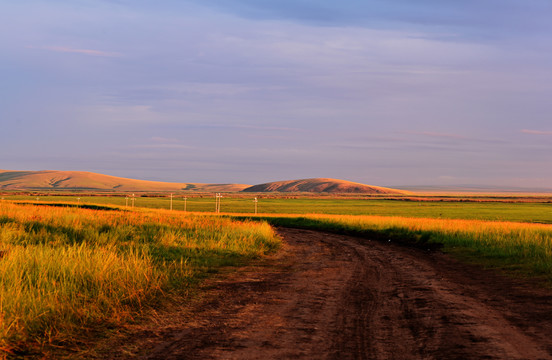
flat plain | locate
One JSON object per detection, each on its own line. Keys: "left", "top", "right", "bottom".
{"left": 3, "top": 194, "right": 552, "bottom": 222}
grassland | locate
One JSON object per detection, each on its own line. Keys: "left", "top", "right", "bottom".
{"left": 1, "top": 192, "right": 551, "bottom": 356}
{"left": 0, "top": 202, "right": 279, "bottom": 357}
{"left": 3, "top": 195, "right": 552, "bottom": 224}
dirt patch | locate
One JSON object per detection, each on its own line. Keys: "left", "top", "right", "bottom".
{"left": 94, "top": 228, "right": 552, "bottom": 359}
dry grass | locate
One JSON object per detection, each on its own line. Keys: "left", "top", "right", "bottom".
{"left": 0, "top": 202, "right": 279, "bottom": 357}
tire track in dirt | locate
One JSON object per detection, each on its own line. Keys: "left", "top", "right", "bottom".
{"left": 323, "top": 231, "right": 552, "bottom": 359}
{"left": 105, "top": 227, "right": 552, "bottom": 359}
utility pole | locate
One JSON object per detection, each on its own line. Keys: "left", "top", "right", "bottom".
{"left": 170, "top": 193, "right": 173, "bottom": 211}
{"left": 184, "top": 197, "right": 187, "bottom": 212}
{"left": 125, "top": 196, "right": 129, "bottom": 207}
{"left": 254, "top": 197, "right": 258, "bottom": 215}
{"left": 131, "top": 193, "right": 135, "bottom": 208}
{"left": 215, "top": 193, "right": 222, "bottom": 213}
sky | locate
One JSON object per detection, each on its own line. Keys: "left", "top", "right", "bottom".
{"left": 1, "top": 0, "right": 552, "bottom": 188}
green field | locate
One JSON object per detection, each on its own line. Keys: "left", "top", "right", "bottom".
{"left": 3, "top": 195, "right": 552, "bottom": 224}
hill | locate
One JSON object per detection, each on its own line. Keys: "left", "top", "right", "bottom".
{"left": 0, "top": 170, "right": 249, "bottom": 192}
{"left": 242, "top": 178, "right": 406, "bottom": 194}
{"left": 0, "top": 171, "right": 406, "bottom": 194}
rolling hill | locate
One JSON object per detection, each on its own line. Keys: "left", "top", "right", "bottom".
{"left": 242, "top": 178, "right": 406, "bottom": 194}
{"left": 0, "top": 171, "right": 405, "bottom": 194}
{"left": 0, "top": 170, "right": 249, "bottom": 192}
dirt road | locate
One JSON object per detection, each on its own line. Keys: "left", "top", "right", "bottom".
{"left": 108, "top": 227, "right": 552, "bottom": 359}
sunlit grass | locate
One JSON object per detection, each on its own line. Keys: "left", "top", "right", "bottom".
{"left": 5, "top": 194, "right": 552, "bottom": 223}
{"left": 0, "top": 202, "right": 279, "bottom": 356}
{"left": 1, "top": 197, "right": 551, "bottom": 356}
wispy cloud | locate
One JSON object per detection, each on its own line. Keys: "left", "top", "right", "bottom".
{"left": 151, "top": 137, "right": 179, "bottom": 143}
{"left": 521, "top": 129, "right": 552, "bottom": 135}
{"left": 195, "top": 124, "right": 304, "bottom": 132}
{"left": 27, "top": 45, "right": 122, "bottom": 57}
{"left": 403, "top": 131, "right": 468, "bottom": 140}
{"left": 133, "top": 144, "right": 193, "bottom": 150}
{"left": 128, "top": 137, "right": 191, "bottom": 150}
{"left": 401, "top": 131, "right": 508, "bottom": 144}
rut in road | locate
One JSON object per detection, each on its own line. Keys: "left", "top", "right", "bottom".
{"left": 324, "top": 231, "right": 551, "bottom": 359}
{"left": 108, "top": 227, "right": 552, "bottom": 360}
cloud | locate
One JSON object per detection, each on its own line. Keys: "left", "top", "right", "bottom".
{"left": 135, "top": 144, "right": 193, "bottom": 150}
{"left": 79, "top": 105, "right": 159, "bottom": 125}
{"left": 193, "top": 0, "right": 552, "bottom": 41}
{"left": 201, "top": 124, "right": 304, "bottom": 132}
{"left": 400, "top": 131, "right": 508, "bottom": 145}
{"left": 521, "top": 129, "right": 552, "bottom": 135}
{"left": 403, "top": 131, "right": 468, "bottom": 140}
{"left": 141, "top": 137, "right": 190, "bottom": 149}
{"left": 28, "top": 45, "right": 122, "bottom": 57}
{"left": 151, "top": 137, "right": 179, "bottom": 143}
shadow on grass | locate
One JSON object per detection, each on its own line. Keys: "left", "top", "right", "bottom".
{"left": 16, "top": 202, "right": 122, "bottom": 211}
{"left": 232, "top": 216, "right": 552, "bottom": 285}
{"left": 232, "top": 216, "right": 443, "bottom": 251}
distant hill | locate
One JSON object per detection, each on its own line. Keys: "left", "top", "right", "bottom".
{"left": 0, "top": 171, "right": 407, "bottom": 194}
{"left": 242, "top": 178, "right": 406, "bottom": 194}
{"left": 0, "top": 170, "right": 249, "bottom": 192}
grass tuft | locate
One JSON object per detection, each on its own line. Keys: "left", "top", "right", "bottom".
{"left": 0, "top": 202, "right": 280, "bottom": 356}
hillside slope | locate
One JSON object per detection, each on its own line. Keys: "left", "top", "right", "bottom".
{"left": 0, "top": 170, "right": 249, "bottom": 192}
{"left": 242, "top": 178, "right": 405, "bottom": 194}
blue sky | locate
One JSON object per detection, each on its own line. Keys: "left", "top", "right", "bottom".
{"left": 1, "top": 0, "right": 552, "bottom": 188}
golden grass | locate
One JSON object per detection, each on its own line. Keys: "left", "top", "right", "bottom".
{"left": 0, "top": 202, "right": 279, "bottom": 356}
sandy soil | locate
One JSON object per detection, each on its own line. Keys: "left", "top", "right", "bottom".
{"left": 100, "top": 227, "right": 552, "bottom": 360}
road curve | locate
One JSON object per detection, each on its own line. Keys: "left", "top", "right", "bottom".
{"left": 118, "top": 227, "right": 552, "bottom": 359}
